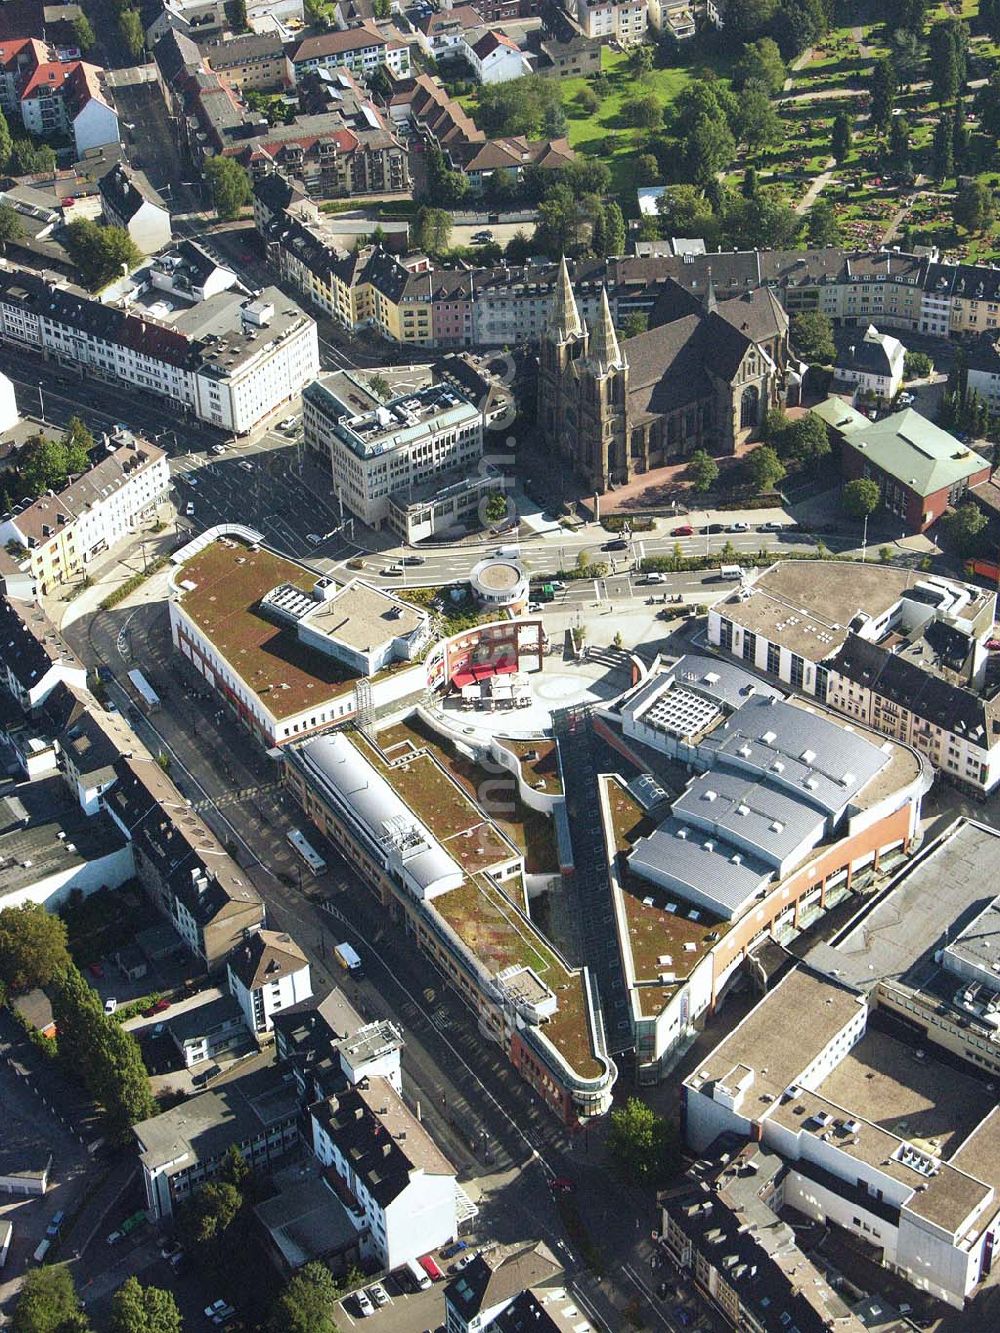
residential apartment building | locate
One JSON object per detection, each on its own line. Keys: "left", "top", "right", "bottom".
{"left": 302, "top": 376, "right": 484, "bottom": 531}
{"left": 661, "top": 1144, "right": 868, "bottom": 1333}
{"left": 443, "top": 1242, "right": 564, "bottom": 1333}
{"left": 286, "top": 26, "right": 410, "bottom": 85}
{"left": 227, "top": 929, "right": 313, "bottom": 1034}
{"left": 0, "top": 435, "right": 169, "bottom": 596}
{"left": 309, "top": 1077, "right": 458, "bottom": 1269}
{"left": 102, "top": 750, "right": 265, "bottom": 969}
{"left": 0, "top": 598, "right": 87, "bottom": 710}
{"left": 0, "top": 40, "right": 119, "bottom": 157}
{"left": 203, "top": 32, "right": 286, "bottom": 90}
{"left": 832, "top": 323, "right": 906, "bottom": 402}
{"left": 99, "top": 163, "right": 172, "bottom": 255}
{"left": 273, "top": 989, "right": 403, "bottom": 1104}
{"left": 709, "top": 561, "right": 1000, "bottom": 795}
{"left": 463, "top": 30, "right": 531, "bottom": 82}
{"left": 135, "top": 1062, "right": 301, "bottom": 1219}
{"left": 0, "top": 253, "right": 318, "bottom": 435}
{"left": 232, "top": 113, "right": 409, "bottom": 199}
{"left": 574, "top": 0, "right": 648, "bottom": 45}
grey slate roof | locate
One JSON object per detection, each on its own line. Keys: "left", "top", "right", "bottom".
{"left": 672, "top": 768, "right": 826, "bottom": 870}
{"left": 628, "top": 814, "right": 773, "bottom": 921}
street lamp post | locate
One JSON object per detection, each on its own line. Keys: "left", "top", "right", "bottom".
{"left": 37, "top": 381, "right": 45, "bottom": 422}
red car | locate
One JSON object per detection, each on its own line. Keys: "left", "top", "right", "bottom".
{"left": 987, "top": 639, "right": 1000, "bottom": 651}
{"left": 87, "top": 962, "right": 104, "bottom": 979}
{"left": 671, "top": 525, "right": 694, "bottom": 536}
{"left": 548, "top": 1176, "right": 575, "bottom": 1193}
{"left": 143, "top": 998, "right": 170, "bottom": 1017}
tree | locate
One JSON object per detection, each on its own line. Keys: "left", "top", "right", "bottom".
{"left": 0, "top": 108, "right": 10, "bottom": 173}
{"left": 686, "top": 449, "right": 719, "bottom": 493}
{"left": 975, "top": 72, "right": 1000, "bottom": 140}
{"left": 780, "top": 413, "right": 831, "bottom": 463}
{"left": 11, "top": 139, "right": 56, "bottom": 174}
{"left": 890, "top": 28, "right": 923, "bottom": 84}
{"left": 842, "top": 477, "right": 881, "bottom": 519}
{"left": 887, "top": 114, "right": 911, "bottom": 171}
{"left": 576, "top": 86, "right": 599, "bottom": 115}
{"left": 941, "top": 501, "right": 987, "bottom": 556}
{"left": 63, "top": 219, "right": 142, "bottom": 290}
{"left": 904, "top": 350, "right": 933, "bottom": 379}
{"left": 636, "top": 152, "right": 659, "bottom": 185}
{"left": 831, "top": 111, "right": 851, "bottom": 162}
{"left": 13, "top": 1267, "right": 88, "bottom": 1333}
{"left": 761, "top": 406, "right": 790, "bottom": 446}
{"left": 269, "top": 1263, "right": 340, "bottom": 1333}
{"left": 373, "top": 0, "right": 391, "bottom": 14}
{"left": 687, "top": 114, "right": 736, "bottom": 185}
{"left": 72, "top": 12, "right": 97, "bottom": 48}
{"left": 0, "top": 903, "right": 70, "bottom": 994}
{"left": 110, "top": 1280, "right": 182, "bottom": 1333}
{"left": 413, "top": 206, "right": 452, "bottom": 254}
{"left": 737, "top": 87, "right": 784, "bottom": 151}
{"left": 624, "top": 92, "right": 661, "bottom": 129}
{"left": 628, "top": 43, "right": 654, "bottom": 80}
{"left": 930, "top": 19, "right": 967, "bottom": 105}
{"left": 932, "top": 114, "right": 954, "bottom": 181}
{"left": 423, "top": 147, "right": 468, "bottom": 206}
{"left": 607, "top": 1097, "right": 680, "bottom": 1186}
{"left": 791, "top": 310, "right": 835, "bottom": 363}
{"left": 742, "top": 165, "right": 759, "bottom": 199}
{"left": 231, "top": 0, "right": 249, "bottom": 27}
{"left": 603, "top": 202, "right": 625, "bottom": 258}
{"left": 806, "top": 197, "right": 841, "bottom": 247}
{"left": 0, "top": 201, "right": 23, "bottom": 251}
{"left": 64, "top": 417, "right": 94, "bottom": 473}
{"left": 656, "top": 185, "right": 722, "bottom": 250}
{"left": 870, "top": 58, "right": 897, "bottom": 131}
{"left": 727, "top": 0, "right": 777, "bottom": 38}
{"left": 221, "top": 1145, "right": 250, "bottom": 1189}
{"left": 984, "top": 0, "right": 1000, "bottom": 44}
{"left": 367, "top": 374, "right": 390, "bottom": 400}
{"left": 890, "top": 0, "right": 927, "bottom": 37}
{"left": 745, "top": 444, "right": 785, "bottom": 492}
{"left": 477, "top": 76, "right": 562, "bottom": 138}
{"left": 735, "top": 36, "right": 786, "bottom": 94}
{"left": 954, "top": 180, "right": 995, "bottom": 234}
{"left": 722, "top": 189, "right": 799, "bottom": 250}
{"left": 772, "top": 0, "right": 827, "bottom": 58}
{"left": 179, "top": 1181, "right": 242, "bottom": 1257}
{"left": 119, "top": 7, "right": 144, "bottom": 58}
{"left": 203, "top": 155, "right": 251, "bottom": 221}
{"left": 952, "top": 99, "right": 970, "bottom": 171}
{"left": 620, "top": 312, "right": 648, "bottom": 339}
{"left": 534, "top": 183, "right": 580, "bottom": 257}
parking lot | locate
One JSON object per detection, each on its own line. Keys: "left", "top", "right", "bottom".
{"left": 337, "top": 1273, "right": 445, "bottom": 1331}
{"left": 170, "top": 437, "right": 356, "bottom": 567}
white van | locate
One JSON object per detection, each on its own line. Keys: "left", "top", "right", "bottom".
{"left": 718, "top": 564, "right": 746, "bottom": 582}
{"left": 404, "top": 1257, "right": 431, "bottom": 1290}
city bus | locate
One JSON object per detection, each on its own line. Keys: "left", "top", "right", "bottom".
{"left": 127, "top": 668, "right": 161, "bottom": 713}
{"left": 286, "top": 828, "right": 327, "bottom": 874}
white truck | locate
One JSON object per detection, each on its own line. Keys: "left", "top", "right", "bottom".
{"left": 335, "top": 942, "right": 362, "bottom": 974}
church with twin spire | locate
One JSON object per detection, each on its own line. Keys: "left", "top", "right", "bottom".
{"left": 538, "top": 257, "right": 791, "bottom": 494}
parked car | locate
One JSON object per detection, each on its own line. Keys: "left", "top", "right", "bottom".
{"left": 204, "top": 1302, "right": 233, "bottom": 1322}
{"left": 239, "top": 460, "right": 254, "bottom": 472}
{"left": 450, "top": 1255, "right": 474, "bottom": 1273}
{"left": 986, "top": 639, "right": 1000, "bottom": 651}
{"left": 152, "top": 1022, "right": 167, "bottom": 1037}
{"left": 159, "top": 1240, "right": 182, "bottom": 1260}
{"left": 548, "top": 1176, "right": 575, "bottom": 1193}
{"left": 104, "top": 998, "right": 118, "bottom": 1015}
{"left": 898, "top": 391, "right": 916, "bottom": 405}
{"left": 144, "top": 998, "right": 170, "bottom": 1017}
{"left": 703, "top": 523, "right": 726, "bottom": 534}
{"left": 355, "top": 1289, "right": 374, "bottom": 1318}
{"left": 106, "top": 1230, "right": 124, "bottom": 1246}
{"left": 727, "top": 521, "right": 750, "bottom": 532}
{"left": 278, "top": 417, "right": 298, "bottom": 431}
{"left": 671, "top": 524, "right": 694, "bottom": 536}
{"left": 306, "top": 533, "right": 323, "bottom": 545}
{"left": 757, "top": 522, "right": 784, "bottom": 532}
{"left": 210, "top": 444, "right": 227, "bottom": 455}
{"left": 441, "top": 1240, "right": 468, "bottom": 1259}
{"left": 46, "top": 1211, "right": 65, "bottom": 1238}
{"left": 368, "top": 1284, "right": 389, "bottom": 1308}
{"left": 602, "top": 538, "right": 629, "bottom": 551}
{"left": 185, "top": 503, "right": 195, "bottom": 517}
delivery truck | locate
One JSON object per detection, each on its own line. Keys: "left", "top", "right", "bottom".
{"left": 335, "top": 942, "right": 362, "bottom": 974}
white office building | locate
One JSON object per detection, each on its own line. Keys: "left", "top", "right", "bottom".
{"left": 302, "top": 376, "right": 483, "bottom": 530}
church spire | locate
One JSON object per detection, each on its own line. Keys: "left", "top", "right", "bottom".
{"left": 548, "top": 255, "right": 583, "bottom": 341}
{"left": 583, "top": 285, "right": 624, "bottom": 374}
{"left": 704, "top": 266, "right": 717, "bottom": 314}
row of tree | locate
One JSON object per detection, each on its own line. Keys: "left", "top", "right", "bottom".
{"left": 0, "top": 902, "right": 155, "bottom": 1139}
{"left": 14, "top": 1263, "right": 182, "bottom": 1333}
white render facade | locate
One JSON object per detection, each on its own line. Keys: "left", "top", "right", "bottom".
{"left": 0, "top": 269, "right": 319, "bottom": 435}
{"left": 227, "top": 954, "right": 313, "bottom": 1034}
{"left": 302, "top": 378, "right": 484, "bottom": 528}
{"left": 575, "top": 0, "right": 648, "bottom": 43}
